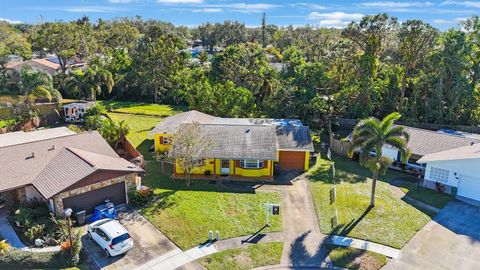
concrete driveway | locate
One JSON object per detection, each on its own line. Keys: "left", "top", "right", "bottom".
{"left": 383, "top": 201, "right": 480, "bottom": 270}
{"left": 82, "top": 207, "right": 181, "bottom": 270}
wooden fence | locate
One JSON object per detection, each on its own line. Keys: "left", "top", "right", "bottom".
{"left": 330, "top": 138, "right": 351, "bottom": 157}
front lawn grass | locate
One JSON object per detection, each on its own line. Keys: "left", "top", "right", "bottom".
{"left": 198, "top": 242, "right": 283, "bottom": 270}
{"left": 396, "top": 180, "right": 453, "bottom": 209}
{"left": 140, "top": 162, "right": 282, "bottom": 250}
{"left": 99, "top": 101, "right": 186, "bottom": 117}
{"left": 308, "top": 156, "right": 431, "bottom": 249}
{"left": 107, "top": 112, "right": 164, "bottom": 160}
{"left": 327, "top": 245, "right": 387, "bottom": 270}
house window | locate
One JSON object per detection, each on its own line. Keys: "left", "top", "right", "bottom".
{"left": 162, "top": 137, "right": 169, "bottom": 144}
{"left": 240, "top": 160, "right": 264, "bottom": 169}
{"left": 429, "top": 167, "right": 449, "bottom": 183}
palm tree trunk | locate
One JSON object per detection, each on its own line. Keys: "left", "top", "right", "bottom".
{"left": 370, "top": 171, "right": 378, "bottom": 207}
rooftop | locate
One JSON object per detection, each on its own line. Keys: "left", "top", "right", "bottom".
{"left": 0, "top": 127, "right": 76, "bottom": 148}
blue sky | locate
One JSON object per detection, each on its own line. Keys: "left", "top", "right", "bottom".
{"left": 0, "top": 0, "right": 479, "bottom": 30}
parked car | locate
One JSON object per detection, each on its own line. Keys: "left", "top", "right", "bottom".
{"left": 87, "top": 218, "right": 133, "bottom": 257}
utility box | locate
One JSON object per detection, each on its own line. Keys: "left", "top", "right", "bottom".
{"left": 272, "top": 205, "right": 280, "bottom": 215}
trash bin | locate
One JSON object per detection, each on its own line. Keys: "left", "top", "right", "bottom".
{"left": 76, "top": 210, "right": 86, "bottom": 226}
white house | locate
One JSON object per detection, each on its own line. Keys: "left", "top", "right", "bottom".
{"left": 63, "top": 101, "right": 96, "bottom": 122}
{"left": 418, "top": 143, "right": 480, "bottom": 201}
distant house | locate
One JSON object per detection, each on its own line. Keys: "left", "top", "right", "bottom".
{"left": 418, "top": 143, "right": 480, "bottom": 201}
{"left": 348, "top": 125, "right": 479, "bottom": 172}
{"left": 63, "top": 101, "right": 96, "bottom": 122}
{"left": 6, "top": 57, "right": 86, "bottom": 75}
{"left": 348, "top": 125, "right": 480, "bottom": 201}
{"left": 0, "top": 127, "right": 143, "bottom": 215}
{"left": 149, "top": 110, "right": 314, "bottom": 180}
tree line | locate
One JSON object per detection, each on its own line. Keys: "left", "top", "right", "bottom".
{"left": 1, "top": 14, "right": 480, "bottom": 127}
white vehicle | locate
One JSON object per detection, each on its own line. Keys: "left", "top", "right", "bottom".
{"left": 87, "top": 219, "right": 133, "bottom": 257}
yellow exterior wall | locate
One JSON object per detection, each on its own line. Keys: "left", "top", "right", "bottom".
{"left": 175, "top": 159, "right": 273, "bottom": 177}
{"left": 304, "top": 151, "right": 310, "bottom": 171}
{"left": 175, "top": 159, "right": 215, "bottom": 174}
{"left": 234, "top": 160, "right": 272, "bottom": 177}
{"left": 154, "top": 133, "right": 173, "bottom": 152}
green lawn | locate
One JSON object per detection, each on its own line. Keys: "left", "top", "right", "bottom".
{"left": 99, "top": 101, "right": 186, "bottom": 117}
{"left": 140, "top": 162, "right": 282, "bottom": 250}
{"left": 396, "top": 180, "right": 453, "bottom": 209}
{"left": 308, "top": 156, "right": 431, "bottom": 249}
{"left": 327, "top": 246, "right": 387, "bottom": 270}
{"left": 198, "top": 242, "right": 283, "bottom": 270}
{"left": 107, "top": 112, "right": 164, "bottom": 160}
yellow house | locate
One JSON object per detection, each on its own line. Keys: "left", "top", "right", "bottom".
{"left": 149, "top": 111, "right": 314, "bottom": 181}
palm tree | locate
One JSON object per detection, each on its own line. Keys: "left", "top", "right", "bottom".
{"left": 19, "top": 66, "right": 62, "bottom": 104}
{"left": 66, "top": 68, "right": 114, "bottom": 101}
{"left": 349, "top": 112, "right": 410, "bottom": 207}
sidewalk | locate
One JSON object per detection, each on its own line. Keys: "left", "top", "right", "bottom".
{"left": 325, "top": 235, "right": 400, "bottom": 259}
{"left": 135, "top": 242, "right": 217, "bottom": 270}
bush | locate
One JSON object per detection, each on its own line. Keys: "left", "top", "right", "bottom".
{"left": 25, "top": 224, "right": 45, "bottom": 241}
{"left": 14, "top": 208, "right": 34, "bottom": 227}
{"left": 0, "top": 240, "right": 10, "bottom": 255}
{"left": 128, "top": 186, "right": 154, "bottom": 207}
{"left": 85, "top": 104, "right": 106, "bottom": 117}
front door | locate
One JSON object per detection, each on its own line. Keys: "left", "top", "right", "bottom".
{"left": 220, "top": 160, "right": 230, "bottom": 174}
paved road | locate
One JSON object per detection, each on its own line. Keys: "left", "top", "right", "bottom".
{"left": 383, "top": 201, "right": 480, "bottom": 270}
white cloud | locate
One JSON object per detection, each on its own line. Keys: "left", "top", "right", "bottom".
{"left": 192, "top": 8, "right": 223, "bottom": 13}
{"left": 290, "top": 3, "right": 327, "bottom": 10}
{"left": 202, "top": 3, "right": 280, "bottom": 14}
{"left": 441, "top": 1, "right": 480, "bottom": 8}
{"left": 360, "top": 1, "right": 434, "bottom": 8}
{"left": 307, "top": 12, "right": 364, "bottom": 28}
{"left": 0, "top": 18, "right": 22, "bottom": 24}
{"left": 65, "top": 6, "right": 122, "bottom": 13}
{"left": 157, "top": 0, "right": 204, "bottom": 4}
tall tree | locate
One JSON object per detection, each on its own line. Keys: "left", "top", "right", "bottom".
{"left": 19, "top": 66, "right": 62, "bottom": 104}
{"left": 261, "top": 13, "right": 267, "bottom": 48}
{"left": 397, "top": 20, "right": 437, "bottom": 111}
{"left": 65, "top": 68, "right": 113, "bottom": 101}
{"left": 168, "top": 122, "right": 213, "bottom": 186}
{"left": 342, "top": 14, "right": 398, "bottom": 117}
{"left": 349, "top": 112, "right": 410, "bottom": 207}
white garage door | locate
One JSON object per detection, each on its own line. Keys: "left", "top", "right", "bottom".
{"left": 458, "top": 177, "right": 480, "bottom": 201}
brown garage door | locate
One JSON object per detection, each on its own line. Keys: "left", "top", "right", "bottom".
{"left": 62, "top": 182, "right": 126, "bottom": 214}
{"left": 279, "top": 151, "right": 305, "bottom": 171}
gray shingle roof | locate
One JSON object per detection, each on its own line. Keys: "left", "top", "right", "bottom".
{"left": 276, "top": 126, "right": 314, "bottom": 151}
{"left": 149, "top": 110, "right": 216, "bottom": 135}
{"left": 400, "top": 126, "right": 479, "bottom": 156}
{"left": 0, "top": 131, "right": 142, "bottom": 196}
{"left": 181, "top": 124, "right": 279, "bottom": 160}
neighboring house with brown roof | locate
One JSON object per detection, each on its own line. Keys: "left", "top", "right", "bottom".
{"left": 6, "top": 57, "right": 86, "bottom": 75}
{"left": 149, "top": 110, "right": 314, "bottom": 180}
{"left": 0, "top": 127, "right": 143, "bottom": 215}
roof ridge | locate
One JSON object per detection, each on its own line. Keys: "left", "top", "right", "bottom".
{"left": 0, "top": 130, "right": 95, "bottom": 149}
{"left": 65, "top": 147, "right": 96, "bottom": 168}
{"left": 401, "top": 125, "right": 480, "bottom": 141}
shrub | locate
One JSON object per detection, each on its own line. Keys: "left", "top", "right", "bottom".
{"left": 14, "top": 208, "right": 34, "bottom": 227}
{"left": 85, "top": 104, "right": 106, "bottom": 117}
{"left": 69, "top": 231, "right": 82, "bottom": 266}
{"left": 128, "top": 186, "right": 154, "bottom": 207}
{"left": 60, "top": 241, "right": 72, "bottom": 252}
{"left": 0, "top": 240, "right": 10, "bottom": 255}
{"left": 25, "top": 224, "right": 45, "bottom": 241}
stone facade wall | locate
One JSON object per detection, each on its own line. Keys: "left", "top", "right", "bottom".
{"left": 52, "top": 173, "right": 138, "bottom": 216}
